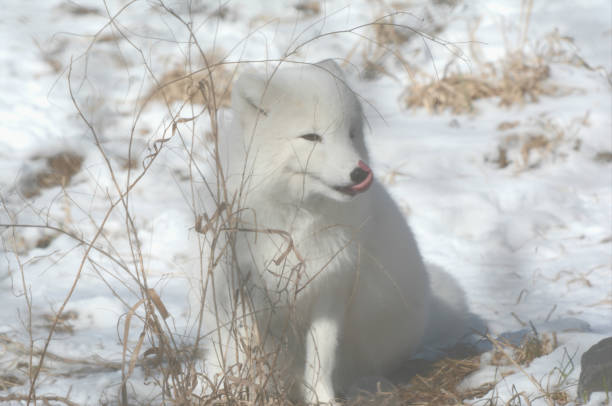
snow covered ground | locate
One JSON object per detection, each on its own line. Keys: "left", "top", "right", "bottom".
{"left": 0, "top": 0, "right": 610, "bottom": 405}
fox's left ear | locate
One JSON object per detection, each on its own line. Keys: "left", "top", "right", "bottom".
{"left": 231, "top": 72, "right": 271, "bottom": 121}
{"left": 315, "top": 59, "right": 345, "bottom": 79}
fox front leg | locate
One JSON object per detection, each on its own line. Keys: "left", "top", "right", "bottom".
{"left": 302, "top": 316, "right": 340, "bottom": 405}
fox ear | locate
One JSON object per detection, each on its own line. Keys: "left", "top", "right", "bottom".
{"left": 315, "top": 59, "right": 345, "bottom": 79}
{"left": 231, "top": 72, "right": 270, "bottom": 119}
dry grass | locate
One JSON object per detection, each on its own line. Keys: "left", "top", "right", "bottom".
{"left": 41, "top": 310, "right": 79, "bottom": 334}
{"left": 487, "top": 112, "right": 588, "bottom": 170}
{"left": 404, "top": 51, "right": 558, "bottom": 114}
{"left": 484, "top": 331, "right": 575, "bottom": 406}
{"left": 20, "top": 151, "right": 84, "bottom": 198}
{"left": 148, "top": 51, "right": 234, "bottom": 109}
{"left": 594, "top": 151, "right": 612, "bottom": 163}
{"left": 39, "top": 152, "right": 84, "bottom": 188}
{"left": 0, "top": 374, "right": 24, "bottom": 391}
{"left": 494, "top": 332, "right": 558, "bottom": 367}
{"left": 360, "top": 13, "right": 414, "bottom": 80}
{"left": 348, "top": 10, "right": 449, "bottom": 81}
{"left": 388, "top": 332, "right": 564, "bottom": 406}
{"left": 400, "top": 355, "right": 494, "bottom": 405}
{"left": 57, "top": 2, "right": 101, "bottom": 16}
{"left": 0, "top": 394, "right": 80, "bottom": 406}
{"left": 294, "top": 1, "right": 321, "bottom": 16}
{"left": 403, "top": 4, "right": 590, "bottom": 115}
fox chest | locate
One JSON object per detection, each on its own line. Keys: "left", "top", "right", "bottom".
{"left": 235, "top": 222, "right": 360, "bottom": 297}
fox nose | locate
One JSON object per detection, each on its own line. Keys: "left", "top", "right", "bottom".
{"left": 350, "top": 166, "right": 369, "bottom": 184}
{"left": 350, "top": 160, "right": 372, "bottom": 184}
{"left": 343, "top": 160, "right": 373, "bottom": 194}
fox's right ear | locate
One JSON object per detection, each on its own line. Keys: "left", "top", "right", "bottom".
{"left": 231, "top": 72, "right": 270, "bottom": 120}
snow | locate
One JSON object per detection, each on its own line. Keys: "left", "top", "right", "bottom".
{"left": 0, "top": 0, "right": 610, "bottom": 405}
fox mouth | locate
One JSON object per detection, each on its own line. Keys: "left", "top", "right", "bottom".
{"left": 333, "top": 177, "right": 373, "bottom": 196}
{"left": 296, "top": 161, "right": 374, "bottom": 197}
{"left": 333, "top": 161, "right": 374, "bottom": 196}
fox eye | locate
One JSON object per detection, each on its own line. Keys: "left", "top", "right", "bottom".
{"left": 299, "top": 133, "right": 322, "bottom": 142}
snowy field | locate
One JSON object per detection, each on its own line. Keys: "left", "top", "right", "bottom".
{"left": 0, "top": 0, "right": 610, "bottom": 405}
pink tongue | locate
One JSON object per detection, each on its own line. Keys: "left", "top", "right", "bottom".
{"left": 350, "top": 160, "right": 373, "bottom": 193}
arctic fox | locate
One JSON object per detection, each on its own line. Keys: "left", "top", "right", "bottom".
{"left": 190, "top": 60, "right": 464, "bottom": 404}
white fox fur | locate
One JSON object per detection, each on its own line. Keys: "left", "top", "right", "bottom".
{"left": 189, "top": 60, "right": 469, "bottom": 404}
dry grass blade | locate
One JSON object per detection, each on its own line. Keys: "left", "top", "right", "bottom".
{"left": 122, "top": 297, "right": 146, "bottom": 380}
{"left": 195, "top": 202, "right": 227, "bottom": 235}
{"left": 147, "top": 288, "right": 170, "bottom": 320}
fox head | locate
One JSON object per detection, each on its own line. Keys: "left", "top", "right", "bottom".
{"left": 230, "top": 60, "right": 373, "bottom": 205}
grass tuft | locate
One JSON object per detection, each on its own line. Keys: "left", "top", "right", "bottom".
{"left": 404, "top": 50, "right": 558, "bottom": 114}
{"left": 399, "top": 355, "right": 494, "bottom": 405}
{"left": 149, "top": 51, "right": 234, "bottom": 109}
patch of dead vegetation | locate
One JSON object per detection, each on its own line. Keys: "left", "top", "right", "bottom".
{"left": 37, "top": 152, "right": 84, "bottom": 189}
{"left": 490, "top": 332, "right": 558, "bottom": 368}
{"left": 483, "top": 331, "right": 573, "bottom": 405}
{"left": 361, "top": 15, "right": 413, "bottom": 80}
{"left": 497, "top": 120, "right": 520, "bottom": 131}
{"left": 41, "top": 310, "right": 79, "bottom": 334}
{"left": 399, "top": 355, "right": 494, "bottom": 405}
{"left": 594, "top": 151, "right": 612, "bottom": 163}
{"left": 396, "top": 332, "right": 562, "bottom": 405}
{"left": 0, "top": 394, "right": 80, "bottom": 406}
{"left": 487, "top": 112, "right": 589, "bottom": 171}
{"left": 294, "top": 1, "right": 321, "bottom": 16}
{"left": 34, "top": 232, "right": 57, "bottom": 249}
{"left": 341, "top": 344, "right": 490, "bottom": 405}
{"left": 403, "top": 21, "right": 592, "bottom": 114}
{"left": 20, "top": 151, "right": 84, "bottom": 198}
{"left": 404, "top": 50, "right": 559, "bottom": 114}
{"left": 250, "top": 1, "right": 320, "bottom": 25}
{"left": 348, "top": 386, "right": 402, "bottom": 406}
{"left": 148, "top": 52, "right": 234, "bottom": 109}
{"left": 0, "top": 374, "right": 24, "bottom": 391}
{"left": 348, "top": 10, "right": 448, "bottom": 81}
{"left": 57, "top": 2, "right": 101, "bottom": 16}
{"left": 34, "top": 38, "right": 69, "bottom": 74}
